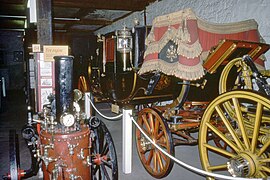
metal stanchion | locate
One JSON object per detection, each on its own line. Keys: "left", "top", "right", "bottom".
{"left": 122, "top": 108, "right": 133, "bottom": 174}
{"left": 2, "top": 77, "right": 6, "bottom": 97}
{"left": 84, "top": 92, "right": 91, "bottom": 119}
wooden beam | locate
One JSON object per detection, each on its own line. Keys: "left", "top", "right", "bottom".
{"left": 0, "top": 4, "right": 26, "bottom": 16}
{"left": 37, "top": 0, "right": 53, "bottom": 47}
{"left": 61, "top": 8, "right": 94, "bottom": 30}
{"left": 54, "top": 28, "right": 94, "bottom": 34}
{"left": 0, "top": 0, "right": 27, "bottom": 4}
{"left": 53, "top": 0, "right": 152, "bottom": 11}
{"left": 0, "top": 19, "right": 25, "bottom": 29}
{"left": 94, "top": 11, "right": 134, "bottom": 31}
{"left": 54, "top": 18, "right": 112, "bottom": 26}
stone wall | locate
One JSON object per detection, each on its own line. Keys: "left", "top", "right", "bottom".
{"left": 95, "top": 0, "right": 270, "bottom": 68}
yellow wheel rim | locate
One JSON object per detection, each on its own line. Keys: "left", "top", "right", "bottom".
{"left": 199, "top": 90, "right": 270, "bottom": 179}
{"left": 219, "top": 58, "right": 253, "bottom": 119}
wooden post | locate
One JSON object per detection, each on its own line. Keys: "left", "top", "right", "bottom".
{"left": 37, "top": 0, "right": 53, "bottom": 48}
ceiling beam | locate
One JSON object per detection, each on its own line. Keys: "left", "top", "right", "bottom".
{"left": 1, "top": 0, "right": 156, "bottom": 32}
{"left": 62, "top": 8, "right": 94, "bottom": 30}
{"left": 0, "top": 4, "right": 26, "bottom": 16}
{"left": 54, "top": 28, "right": 94, "bottom": 35}
{"left": 54, "top": 18, "right": 112, "bottom": 26}
{"left": 53, "top": 0, "right": 151, "bottom": 11}
{"left": 0, "top": 19, "right": 25, "bottom": 29}
{"left": 0, "top": 0, "right": 27, "bottom": 4}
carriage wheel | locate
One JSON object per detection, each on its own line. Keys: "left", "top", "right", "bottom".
{"left": 136, "top": 107, "right": 174, "bottom": 178}
{"left": 219, "top": 58, "right": 254, "bottom": 119}
{"left": 6, "top": 130, "right": 24, "bottom": 180}
{"left": 91, "top": 121, "right": 118, "bottom": 180}
{"left": 219, "top": 57, "right": 253, "bottom": 94}
{"left": 199, "top": 90, "right": 270, "bottom": 179}
{"left": 78, "top": 75, "right": 90, "bottom": 93}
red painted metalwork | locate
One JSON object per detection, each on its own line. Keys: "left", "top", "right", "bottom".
{"left": 40, "top": 126, "right": 91, "bottom": 180}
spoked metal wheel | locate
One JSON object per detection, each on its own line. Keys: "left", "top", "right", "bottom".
{"left": 91, "top": 121, "right": 118, "bottom": 180}
{"left": 135, "top": 107, "right": 174, "bottom": 178}
{"left": 199, "top": 90, "right": 270, "bottom": 179}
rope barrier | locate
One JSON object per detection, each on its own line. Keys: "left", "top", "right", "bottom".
{"left": 86, "top": 96, "right": 263, "bottom": 180}
{"left": 87, "top": 95, "right": 122, "bottom": 120}
{"left": 129, "top": 114, "right": 263, "bottom": 180}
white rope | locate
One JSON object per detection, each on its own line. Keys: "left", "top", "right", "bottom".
{"left": 87, "top": 95, "right": 123, "bottom": 120}
{"left": 129, "top": 114, "right": 263, "bottom": 180}
{"left": 86, "top": 96, "right": 263, "bottom": 179}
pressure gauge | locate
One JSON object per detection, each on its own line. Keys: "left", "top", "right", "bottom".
{"left": 60, "top": 113, "right": 75, "bottom": 127}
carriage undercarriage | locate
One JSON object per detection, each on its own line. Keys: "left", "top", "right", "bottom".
{"left": 134, "top": 41, "right": 270, "bottom": 178}
{"left": 133, "top": 41, "right": 270, "bottom": 179}
{"left": 135, "top": 90, "right": 270, "bottom": 179}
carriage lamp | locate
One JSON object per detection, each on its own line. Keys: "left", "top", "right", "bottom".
{"left": 116, "top": 26, "right": 133, "bottom": 71}
{"left": 116, "top": 26, "right": 132, "bottom": 52}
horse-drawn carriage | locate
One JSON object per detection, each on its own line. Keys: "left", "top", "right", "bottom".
{"left": 5, "top": 8, "right": 270, "bottom": 180}
{"left": 86, "top": 8, "right": 270, "bottom": 179}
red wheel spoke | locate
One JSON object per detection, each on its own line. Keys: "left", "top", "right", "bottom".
{"left": 136, "top": 108, "right": 174, "bottom": 178}
{"left": 156, "top": 150, "right": 164, "bottom": 171}
{"left": 156, "top": 131, "right": 164, "bottom": 140}
{"left": 146, "top": 149, "right": 154, "bottom": 165}
{"left": 154, "top": 118, "right": 160, "bottom": 137}
{"left": 149, "top": 113, "right": 155, "bottom": 131}
{"left": 142, "top": 114, "right": 151, "bottom": 132}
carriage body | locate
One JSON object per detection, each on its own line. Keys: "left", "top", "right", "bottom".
{"left": 87, "top": 8, "right": 270, "bottom": 179}
{"left": 91, "top": 8, "right": 268, "bottom": 106}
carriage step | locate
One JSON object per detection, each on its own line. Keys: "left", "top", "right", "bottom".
{"left": 170, "top": 115, "right": 183, "bottom": 123}
{"left": 145, "top": 73, "right": 161, "bottom": 95}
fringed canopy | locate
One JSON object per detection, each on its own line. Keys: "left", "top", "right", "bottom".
{"left": 138, "top": 8, "right": 263, "bottom": 80}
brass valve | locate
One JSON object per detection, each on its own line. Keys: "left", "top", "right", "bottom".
{"left": 41, "top": 155, "right": 57, "bottom": 170}
{"left": 52, "top": 164, "right": 59, "bottom": 180}
{"left": 70, "top": 174, "right": 81, "bottom": 180}
{"left": 41, "top": 144, "right": 57, "bottom": 169}
{"left": 33, "top": 149, "right": 41, "bottom": 161}
{"left": 190, "top": 79, "right": 207, "bottom": 89}
{"left": 78, "top": 148, "right": 86, "bottom": 160}
{"left": 68, "top": 143, "right": 79, "bottom": 155}
{"left": 178, "top": 79, "right": 207, "bottom": 89}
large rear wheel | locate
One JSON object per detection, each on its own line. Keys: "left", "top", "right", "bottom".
{"left": 199, "top": 90, "right": 270, "bottom": 179}
{"left": 219, "top": 58, "right": 253, "bottom": 95}
{"left": 219, "top": 58, "right": 254, "bottom": 119}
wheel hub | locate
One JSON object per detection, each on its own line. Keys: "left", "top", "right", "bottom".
{"left": 227, "top": 152, "right": 256, "bottom": 177}
{"left": 93, "top": 154, "right": 108, "bottom": 165}
{"left": 140, "top": 136, "right": 152, "bottom": 152}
